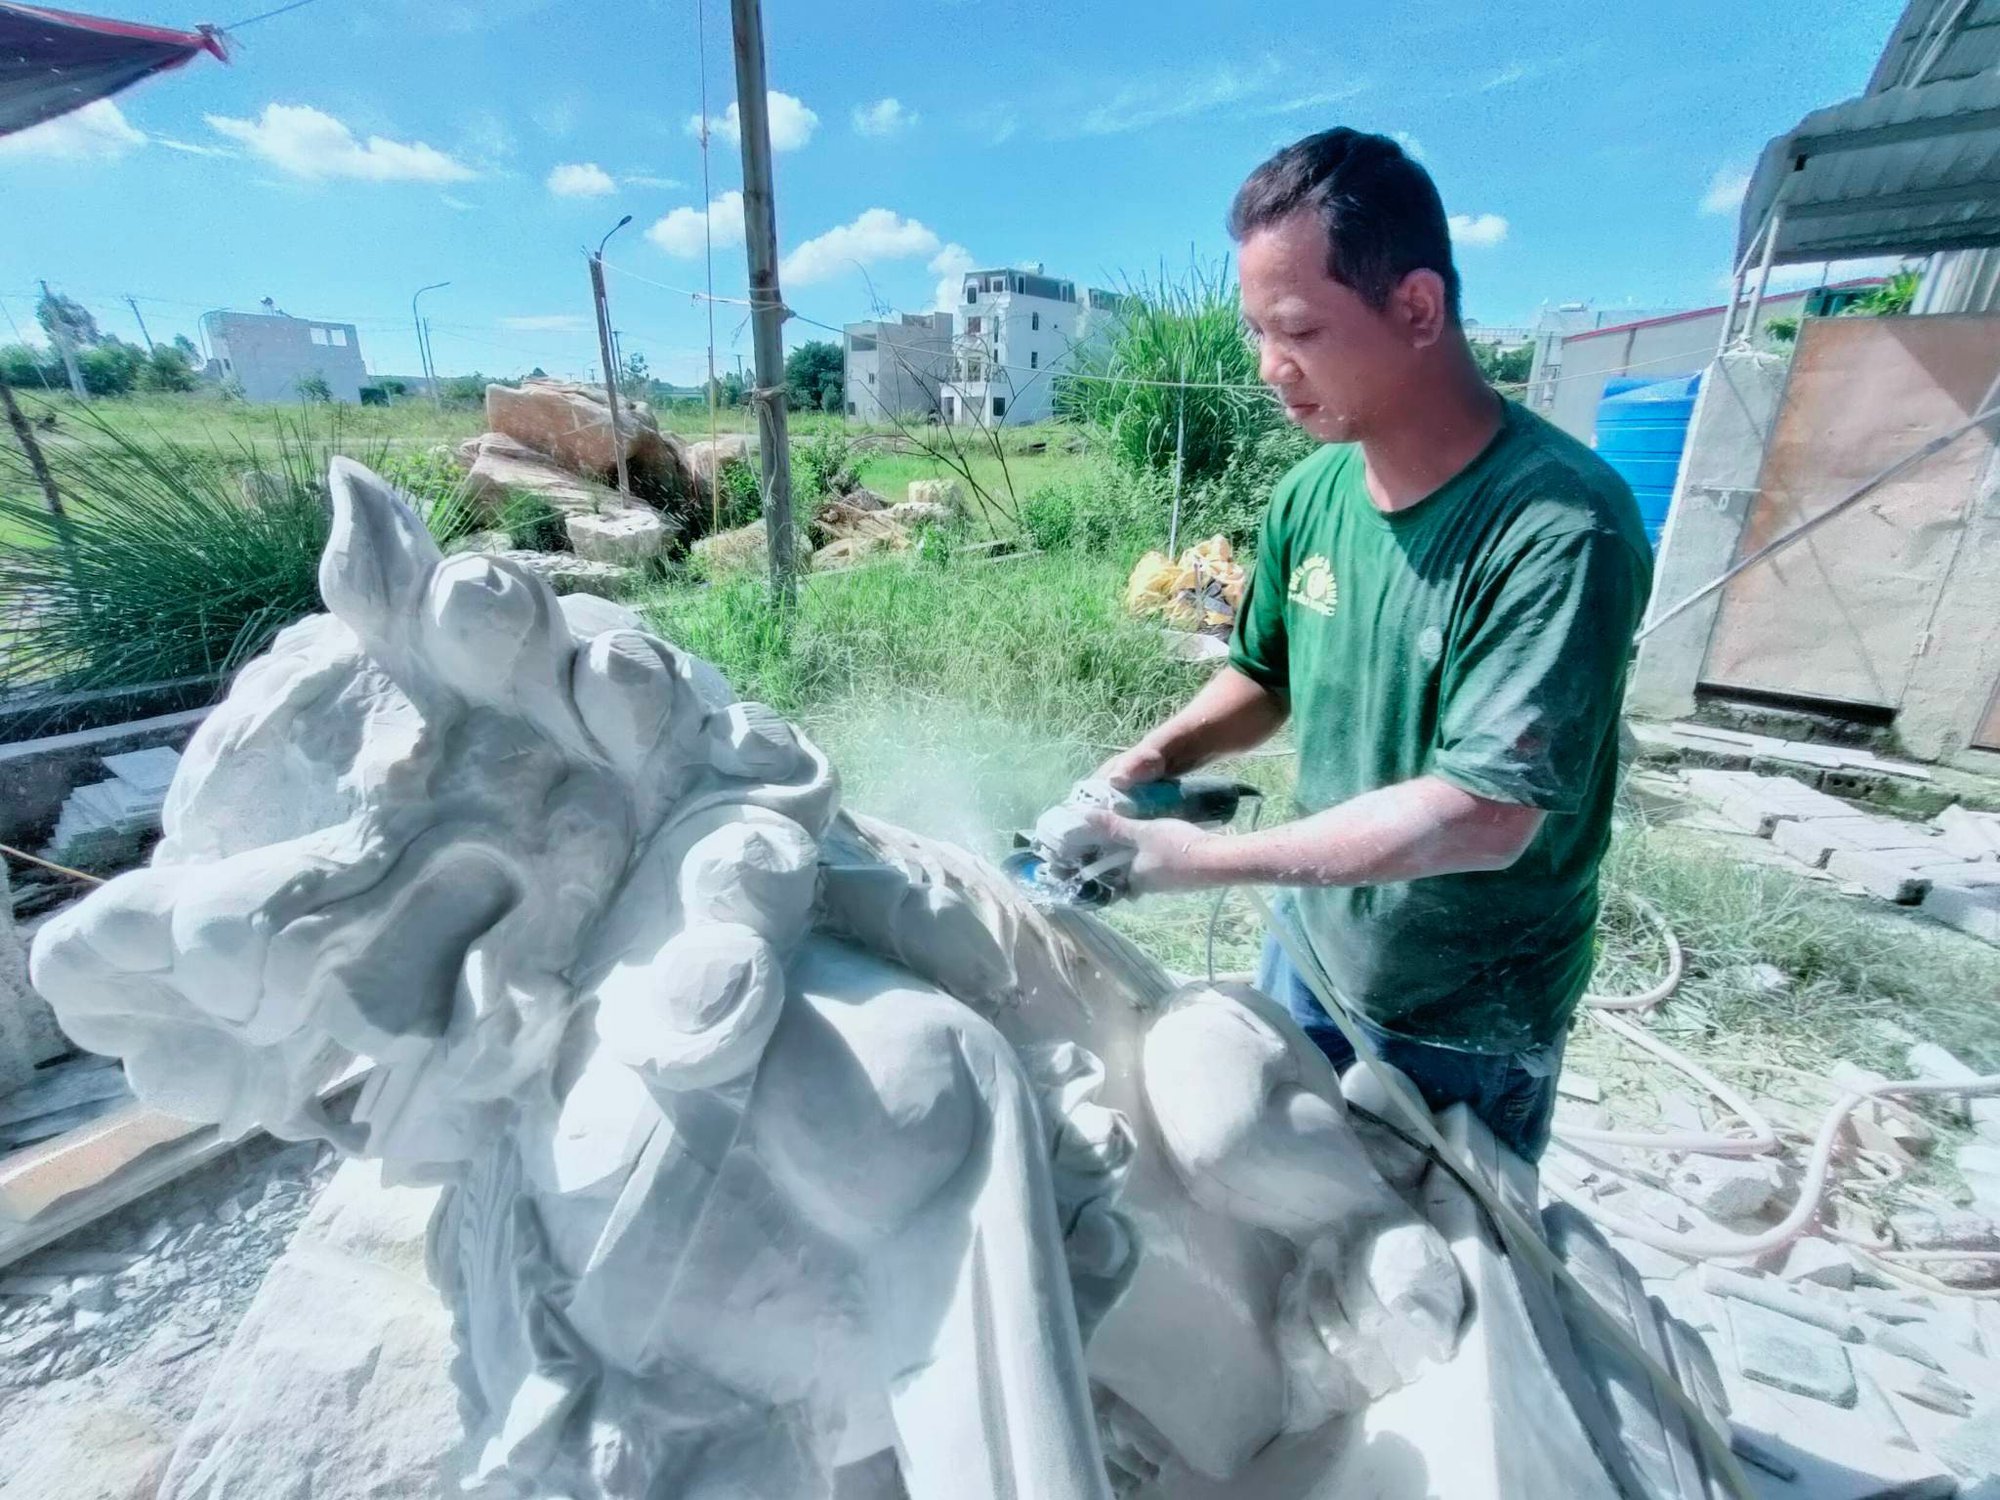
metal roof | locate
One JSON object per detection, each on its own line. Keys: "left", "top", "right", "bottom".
{"left": 1736, "top": 0, "right": 2000, "bottom": 265}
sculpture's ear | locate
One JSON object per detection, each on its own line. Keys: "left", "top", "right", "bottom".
{"left": 320, "top": 457, "right": 444, "bottom": 671}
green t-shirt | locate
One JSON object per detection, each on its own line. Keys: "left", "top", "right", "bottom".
{"left": 1230, "top": 401, "right": 1652, "bottom": 1051}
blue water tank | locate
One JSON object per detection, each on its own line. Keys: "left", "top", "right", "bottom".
{"left": 1593, "top": 373, "right": 1701, "bottom": 548}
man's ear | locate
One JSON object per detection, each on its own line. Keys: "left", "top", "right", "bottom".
{"left": 1391, "top": 269, "right": 1450, "bottom": 349}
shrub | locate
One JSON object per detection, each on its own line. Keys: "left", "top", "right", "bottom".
{"left": 78, "top": 342, "right": 144, "bottom": 396}
{"left": 137, "top": 344, "right": 198, "bottom": 394}
{"left": 1019, "top": 462, "right": 1166, "bottom": 556}
{"left": 1057, "top": 261, "right": 1276, "bottom": 484}
{"left": 716, "top": 458, "right": 764, "bottom": 531}
{"left": 793, "top": 426, "right": 858, "bottom": 503}
{"left": 0, "top": 409, "right": 475, "bottom": 694}
{"left": 0, "top": 414, "right": 333, "bottom": 691}
{"left": 296, "top": 372, "right": 334, "bottom": 404}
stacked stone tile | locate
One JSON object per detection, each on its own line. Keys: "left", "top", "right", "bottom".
{"left": 1679, "top": 768, "right": 2000, "bottom": 945}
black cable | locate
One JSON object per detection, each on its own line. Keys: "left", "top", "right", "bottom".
{"left": 221, "top": 0, "right": 324, "bottom": 31}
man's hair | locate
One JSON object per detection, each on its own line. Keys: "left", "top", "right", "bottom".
{"left": 1227, "top": 128, "right": 1461, "bottom": 322}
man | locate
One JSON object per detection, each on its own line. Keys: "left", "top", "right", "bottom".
{"left": 1090, "top": 128, "right": 1651, "bottom": 1161}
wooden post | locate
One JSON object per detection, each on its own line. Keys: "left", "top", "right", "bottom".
{"left": 730, "top": 0, "right": 797, "bottom": 612}
{"left": 0, "top": 371, "right": 64, "bottom": 517}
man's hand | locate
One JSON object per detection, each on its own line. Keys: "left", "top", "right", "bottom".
{"left": 1092, "top": 742, "right": 1168, "bottom": 791}
{"left": 1083, "top": 810, "right": 1218, "bottom": 896}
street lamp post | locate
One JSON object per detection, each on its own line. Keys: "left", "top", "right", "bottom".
{"left": 591, "top": 215, "right": 635, "bottom": 499}
{"left": 411, "top": 281, "right": 449, "bottom": 407}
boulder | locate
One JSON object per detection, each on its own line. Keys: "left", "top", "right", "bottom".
{"left": 493, "top": 550, "right": 634, "bottom": 599}
{"left": 813, "top": 499, "right": 909, "bottom": 546}
{"left": 160, "top": 1160, "right": 464, "bottom": 1499}
{"left": 459, "top": 431, "right": 616, "bottom": 518}
{"left": 886, "top": 498, "right": 952, "bottom": 529}
{"left": 685, "top": 434, "right": 754, "bottom": 490}
{"left": 842, "top": 486, "right": 888, "bottom": 513}
{"left": 690, "top": 519, "right": 767, "bottom": 576}
{"left": 566, "top": 508, "right": 669, "bottom": 566}
{"left": 485, "top": 381, "right": 692, "bottom": 504}
{"left": 906, "top": 478, "right": 964, "bottom": 513}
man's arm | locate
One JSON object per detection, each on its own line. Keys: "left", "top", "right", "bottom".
{"left": 1088, "top": 774, "right": 1544, "bottom": 894}
{"left": 1098, "top": 666, "right": 1288, "bottom": 787}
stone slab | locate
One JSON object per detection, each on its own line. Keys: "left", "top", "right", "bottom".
{"left": 1773, "top": 815, "right": 1950, "bottom": 870}
{"left": 1684, "top": 771, "right": 1854, "bottom": 837}
{"left": 1935, "top": 805, "right": 2000, "bottom": 861}
{"left": 1937, "top": 1397, "right": 2000, "bottom": 1485}
{"left": 1827, "top": 848, "right": 1937, "bottom": 904}
{"left": 0, "top": 706, "right": 209, "bottom": 848}
{"left": 1923, "top": 880, "right": 2000, "bottom": 944}
{"left": 1727, "top": 1299, "right": 1857, "bottom": 1406}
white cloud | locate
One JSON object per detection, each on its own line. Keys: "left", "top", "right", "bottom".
{"left": 1449, "top": 212, "right": 1509, "bottom": 248}
{"left": 502, "top": 314, "right": 591, "bottom": 331}
{"left": 1076, "top": 59, "right": 1284, "bottom": 136}
{"left": 155, "top": 135, "right": 231, "bottom": 158}
{"left": 929, "top": 242, "right": 976, "bottom": 312}
{"left": 206, "top": 103, "right": 475, "bottom": 183}
{"left": 686, "top": 91, "right": 819, "bottom": 152}
{"left": 1479, "top": 62, "right": 1530, "bottom": 91}
{"left": 852, "top": 98, "right": 917, "bottom": 137}
{"left": 780, "top": 208, "right": 940, "bottom": 286}
{"left": 0, "top": 100, "right": 146, "bottom": 162}
{"left": 621, "top": 171, "right": 684, "bottom": 190}
{"left": 442, "top": 195, "right": 475, "bottom": 211}
{"left": 1701, "top": 167, "right": 1752, "bottom": 217}
{"left": 547, "top": 161, "right": 615, "bottom": 197}
{"left": 1394, "top": 130, "right": 1426, "bottom": 161}
{"left": 646, "top": 190, "right": 746, "bottom": 257}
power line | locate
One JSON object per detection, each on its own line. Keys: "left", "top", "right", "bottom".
{"left": 221, "top": 0, "right": 326, "bottom": 31}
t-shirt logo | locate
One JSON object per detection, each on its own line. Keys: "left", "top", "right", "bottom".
{"left": 1288, "top": 555, "right": 1338, "bottom": 617}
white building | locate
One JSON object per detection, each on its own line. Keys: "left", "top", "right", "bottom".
{"left": 939, "top": 266, "right": 1127, "bottom": 426}
{"left": 200, "top": 309, "right": 369, "bottom": 404}
{"left": 842, "top": 312, "right": 954, "bottom": 423}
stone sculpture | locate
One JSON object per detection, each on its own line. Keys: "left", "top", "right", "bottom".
{"left": 30, "top": 459, "right": 1464, "bottom": 1499}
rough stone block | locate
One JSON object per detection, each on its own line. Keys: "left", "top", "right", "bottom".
{"left": 1936, "top": 805, "right": 2000, "bottom": 862}
{"left": 1, "top": 863, "right": 67, "bottom": 1091}
{"left": 1923, "top": 879, "right": 2000, "bottom": 945}
{"left": 1694, "top": 773, "right": 1853, "bottom": 837}
{"left": 1777, "top": 1237, "right": 1856, "bottom": 1290}
{"left": 1728, "top": 1298, "right": 1857, "bottom": 1406}
{"left": 1827, "top": 847, "right": 1934, "bottom": 903}
{"left": 159, "top": 1160, "right": 462, "bottom": 1499}
{"left": 1939, "top": 1397, "right": 2000, "bottom": 1487}
{"left": 565, "top": 507, "right": 668, "bottom": 565}
{"left": 1672, "top": 1155, "right": 1778, "bottom": 1221}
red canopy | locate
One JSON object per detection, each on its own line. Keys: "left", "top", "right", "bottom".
{"left": 0, "top": 2, "right": 225, "bottom": 137}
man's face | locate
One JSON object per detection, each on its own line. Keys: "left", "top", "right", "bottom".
{"left": 1238, "top": 210, "right": 1417, "bottom": 445}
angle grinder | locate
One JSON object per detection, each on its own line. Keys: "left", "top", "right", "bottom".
{"left": 1003, "top": 775, "right": 1261, "bottom": 910}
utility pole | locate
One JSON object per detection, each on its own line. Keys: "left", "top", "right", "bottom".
{"left": 730, "top": 0, "right": 797, "bottom": 611}
{"left": 39, "top": 280, "right": 88, "bottom": 401}
{"left": 590, "top": 215, "right": 635, "bottom": 500}
{"left": 412, "top": 281, "right": 449, "bottom": 407}
{"left": 124, "top": 296, "right": 156, "bottom": 354}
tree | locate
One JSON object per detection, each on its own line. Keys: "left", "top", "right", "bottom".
{"left": 172, "top": 333, "right": 200, "bottom": 363}
{"left": 297, "top": 371, "right": 334, "bottom": 403}
{"left": 78, "top": 341, "right": 144, "bottom": 396}
{"left": 137, "top": 343, "right": 198, "bottom": 393}
{"left": 1471, "top": 341, "right": 1533, "bottom": 388}
{"left": 619, "top": 350, "right": 650, "bottom": 401}
{"left": 1847, "top": 268, "right": 1920, "bottom": 318}
{"left": 36, "top": 289, "right": 103, "bottom": 348}
{"left": 784, "top": 340, "right": 843, "bottom": 413}
{"left": 0, "top": 344, "right": 62, "bottom": 388}
{"left": 713, "top": 370, "right": 747, "bottom": 408}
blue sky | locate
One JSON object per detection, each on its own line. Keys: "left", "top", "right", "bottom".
{"left": 0, "top": 0, "right": 1905, "bottom": 386}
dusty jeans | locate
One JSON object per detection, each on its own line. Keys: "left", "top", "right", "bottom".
{"left": 1255, "top": 934, "right": 1566, "bottom": 1162}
